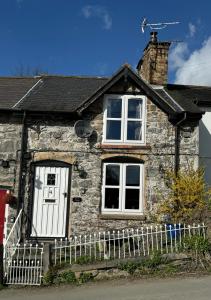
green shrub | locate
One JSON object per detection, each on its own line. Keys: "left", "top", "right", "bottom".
{"left": 78, "top": 272, "right": 94, "bottom": 284}
{"left": 181, "top": 235, "right": 211, "bottom": 269}
{"left": 118, "top": 261, "right": 139, "bottom": 275}
{"left": 143, "top": 251, "right": 163, "bottom": 269}
{"left": 182, "top": 235, "right": 210, "bottom": 254}
{"left": 118, "top": 252, "right": 164, "bottom": 275}
{"left": 43, "top": 266, "right": 59, "bottom": 285}
{"left": 58, "top": 270, "right": 76, "bottom": 284}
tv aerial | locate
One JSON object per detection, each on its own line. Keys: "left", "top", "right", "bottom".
{"left": 141, "top": 17, "right": 180, "bottom": 33}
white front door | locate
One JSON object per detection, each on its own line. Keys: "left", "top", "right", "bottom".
{"left": 31, "top": 165, "right": 69, "bottom": 238}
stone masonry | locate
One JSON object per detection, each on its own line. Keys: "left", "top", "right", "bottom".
{"left": 0, "top": 79, "right": 199, "bottom": 237}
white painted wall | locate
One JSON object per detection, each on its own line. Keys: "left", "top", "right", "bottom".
{"left": 199, "top": 107, "right": 211, "bottom": 186}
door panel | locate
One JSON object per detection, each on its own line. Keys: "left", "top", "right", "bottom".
{"left": 31, "top": 165, "right": 69, "bottom": 238}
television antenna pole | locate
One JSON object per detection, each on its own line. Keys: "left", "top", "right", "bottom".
{"left": 141, "top": 17, "right": 180, "bottom": 33}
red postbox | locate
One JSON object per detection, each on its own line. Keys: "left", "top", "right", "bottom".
{"left": 0, "top": 189, "right": 8, "bottom": 244}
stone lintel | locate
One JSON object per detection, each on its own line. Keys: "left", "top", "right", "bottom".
{"left": 33, "top": 151, "right": 76, "bottom": 165}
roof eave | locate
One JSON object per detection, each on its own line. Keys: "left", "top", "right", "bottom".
{"left": 76, "top": 65, "right": 176, "bottom": 116}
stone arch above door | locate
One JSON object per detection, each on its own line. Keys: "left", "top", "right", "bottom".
{"left": 33, "top": 152, "right": 76, "bottom": 165}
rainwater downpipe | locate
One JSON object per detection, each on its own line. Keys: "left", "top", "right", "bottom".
{"left": 174, "top": 112, "right": 187, "bottom": 175}
{"left": 17, "top": 110, "right": 27, "bottom": 214}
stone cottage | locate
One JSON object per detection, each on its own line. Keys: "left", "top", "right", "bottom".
{"left": 0, "top": 32, "right": 211, "bottom": 241}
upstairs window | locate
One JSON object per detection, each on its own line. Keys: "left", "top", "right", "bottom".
{"left": 103, "top": 95, "right": 146, "bottom": 144}
{"left": 102, "top": 162, "right": 144, "bottom": 214}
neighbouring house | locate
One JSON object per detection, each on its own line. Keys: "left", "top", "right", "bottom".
{"left": 0, "top": 31, "right": 211, "bottom": 241}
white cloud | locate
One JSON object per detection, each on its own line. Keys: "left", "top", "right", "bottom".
{"left": 188, "top": 22, "right": 196, "bottom": 37}
{"left": 169, "top": 43, "right": 189, "bottom": 71}
{"left": 170, "top": 37, "right": 211, "bottom": 85}
{"left": 81, "top": 5, "right": 112, "bottom": 30}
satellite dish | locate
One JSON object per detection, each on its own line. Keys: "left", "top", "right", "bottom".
{"left": 74, "top": 120, "right": 93, "bottom": 138}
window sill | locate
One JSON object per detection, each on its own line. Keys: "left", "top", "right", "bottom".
{"left": 99, "top": 214, "right": 146, "bottom": 221}
{"left": 99, "top": 144, "right": 151, "bottom": 150}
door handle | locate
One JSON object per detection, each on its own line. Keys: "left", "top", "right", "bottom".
{"left": 63, "top": 192, "right": 67, "bottom": 198}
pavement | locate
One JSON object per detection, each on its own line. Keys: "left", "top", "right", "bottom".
{"left": 1, "top": 275, "right": 211, "bottom": 300}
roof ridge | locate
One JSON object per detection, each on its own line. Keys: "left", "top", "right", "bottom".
{"left": 0, "top": 75, "right": 110, "bottom": 80}
{"left": 167, "top": 83, "right": 211, "bottom": 89}
{"left": 42, "top": 75, "right": 110, "bottom": 79}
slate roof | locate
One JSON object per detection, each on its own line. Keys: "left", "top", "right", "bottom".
{"left": 15, "top": 76, "right": 109, "bottom": 112}
{"left": 0, "top": 77, "right": 40, "bottom": 109}
{"left": 162, "top": 84, "right": 211, "bottom": 107}
{"left": 154, "top": 86, "right": 202, "bottom": 114}
{"left": 0, "top": 69, "right": 210, "bottom": 121}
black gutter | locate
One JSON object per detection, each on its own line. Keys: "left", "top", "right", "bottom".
{"left": 174, "top": 126, "right": 180, "bottom": 175}
{"left": 17, "top": 110, "right": 27, "bottom": 213}
{"left": 174, "top": 112, "right": 187, "bottom": 175}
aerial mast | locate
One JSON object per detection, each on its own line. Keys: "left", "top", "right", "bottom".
{"left": 141, "top": 17, "right": 180, "bottom": 33}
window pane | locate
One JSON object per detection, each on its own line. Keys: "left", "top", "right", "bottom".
{"left": 106, "top": 165, "right": 120, "bottom": 185}
{"left": 127, "top": 121, "right": 142, "bottom": 140}
{"left": 128, "top": 99, "right": 142, "bottom": 119}
{"left": 105, "top": 188, "right": 119, "bottom": 209}
{"left": 125, "top": 189, "right": 140, "bottom": 210}
{"left": 106, "top": 120, "right": 121, "bottom": 140}
{"left": 107, "top": 99, "right": 122, "bottom": 118}
{"left": 126, "top": 166, "right": 140, "bottom": 186}
{"left": 47, "top": 174, "right": 56, "bottom": 185}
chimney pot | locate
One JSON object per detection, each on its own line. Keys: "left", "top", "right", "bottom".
{"left": 150, "top": 31, "right": 158, "bottom": 43}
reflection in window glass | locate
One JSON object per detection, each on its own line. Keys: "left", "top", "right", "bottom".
{"left": 105, "top": 188, "right": 119, "bottom": 209}
{"left": 106, "top": 120, "right": 121, "bottom": 140}
{"left": 126, "top": 166, "right": 140, "bottom": 186}
{"left": 125, "top": 189, "right": 139, "bottom": 210}
{"left": 127, "top": 121, "right": 142, "bottom": 140}
{"left": 106, "top": 165, "right": 120, "bottom": 185}
{"left": 107, "top": 99, "right": 122, "bottom": 118}
{"left": 128, "top": 99, "right": 142, "bottom": 119}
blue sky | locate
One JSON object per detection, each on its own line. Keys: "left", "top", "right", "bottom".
{"left": 0, "top": 0, "right": 211, "bottom": 84}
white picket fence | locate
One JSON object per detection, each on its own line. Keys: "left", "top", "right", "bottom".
{"left": 53, "top": 223, "right": 206, "bottom": 266}
{"left": 4, "top": 243, "right": 44, "bottom": 285}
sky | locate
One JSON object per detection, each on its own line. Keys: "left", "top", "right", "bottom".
{"left": 0, "top": 0, "right": 211, "bottom": 85}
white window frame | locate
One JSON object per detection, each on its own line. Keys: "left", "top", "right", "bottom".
{"left": 103, "top": 94, "right": 146, "bottom": 145}
{"left": 102, "top": 162, "right": 144, "bottom": 215}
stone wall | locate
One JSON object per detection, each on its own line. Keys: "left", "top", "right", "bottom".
{"left": 0, "top": 114, "right": 23, "bottom": 235}
{"left": 0, "top": 92, "right": 199, "bottom": 237}
{"left": 25, "top": 92, "right": 199, "bottom": 235}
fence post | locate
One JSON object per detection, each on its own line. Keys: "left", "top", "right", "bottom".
{"left": 43, "top": 243, "right": 50, "bottom": 274}
{"left": 0, "top": 244, "right": 3, "bottom": 285}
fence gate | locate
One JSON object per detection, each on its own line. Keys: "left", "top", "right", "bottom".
{"left": 4, "top": 243, "right": 44, "bottom": 285}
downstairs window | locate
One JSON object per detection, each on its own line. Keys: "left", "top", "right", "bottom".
{"left": 102, "top": 162, "right": 144, "bottom": 214}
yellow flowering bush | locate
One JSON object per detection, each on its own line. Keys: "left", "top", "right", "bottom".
{"left": 157, "top": 166, "right": 211, "bottom": 223}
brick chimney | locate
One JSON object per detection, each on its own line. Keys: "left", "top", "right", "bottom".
{"left": 137, "top": 32, "right": 171, "bottom": 85}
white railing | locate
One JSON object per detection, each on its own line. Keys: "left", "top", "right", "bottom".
{"left": 4, "top": 243, "right": 44, "bottom": 285}
{"left": 53, "top": 223, "right": 206, "bottom": 266}
{"left": 4, "top": 208, "right": 23, "bottom": 250}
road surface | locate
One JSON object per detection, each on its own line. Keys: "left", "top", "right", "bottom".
{"left": 1, "top": 275, "right": 211, "bottom": 300}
